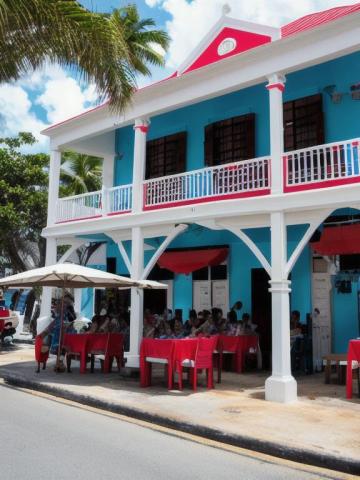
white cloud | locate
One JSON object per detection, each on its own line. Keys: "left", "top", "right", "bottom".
{"left": 0, "top": 84, "right": 48, "bottom": 153}
{"left": 0, "top": 65, "right": 98, "bottom": 153}
{"left": 36, "top": 71, "right": 97, "bottom": 124}
{"left": 145, "top": 0, "right": 162, "bottom": 6}
{"left": 148, "top": 0, "right": 360, "bottom": 68}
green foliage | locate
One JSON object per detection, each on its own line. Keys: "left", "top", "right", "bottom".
{"left": 60, "top": 151, "right": 102, "bottom": 196}
{"left": 0, "top": 1, "right": 170, "bottom": 110}
{"left": 0, "top": 133, "right": 48, "bottom": 272}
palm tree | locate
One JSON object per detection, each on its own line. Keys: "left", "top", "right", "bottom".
{"left": 0, "top": 1, "right": 169, "bottom": 110}
{"left": 60, "top": 151, "right": 102, "bottom": 197}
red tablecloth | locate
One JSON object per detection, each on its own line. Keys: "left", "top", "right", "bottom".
{"left": 219, "top": 335, "right": 258, "bottom": 373}
{"left": 346, "top": 339, "right": 360, "bottom": 398}
{"left": 0, "top": 319, "right": 4, "bottom": 333}
{"left": 63, "top": 333, "right": 123, "bottom": 374}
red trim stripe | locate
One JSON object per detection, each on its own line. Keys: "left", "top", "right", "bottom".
{"left": 143, "top": 189, "right": 270, "bottom": 211}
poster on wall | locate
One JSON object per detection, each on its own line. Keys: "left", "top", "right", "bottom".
{"left": 212, "top": 280, "right": 228, "bottom": 314}
{"left": 193, "top": 281, "right": 211, "bottom": 312}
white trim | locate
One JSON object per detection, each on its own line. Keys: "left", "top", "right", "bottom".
{"left": 141, "top": 224, "right": 188, "bottom": 280}
{"left": 107, "top": 231, "right": 132, "bottom": 274}
{"left": 42, "top": 182, "right": 360, "bottom": 240}
{"left": 177, "top": 15, "right": 279, "bottom": 74}
{"left": 223, "top": 225, "right": 271, "bottom": 276}
{"left": 44, "top": 12, "right": 360, "bottom": 149}
{"left": 285, "top": 209, "right": 331, "bottom": 276}
{"left": 57, "top": 240, "right": 85, "bottom": 264}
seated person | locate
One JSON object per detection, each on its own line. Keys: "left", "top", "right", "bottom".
{"left": 183, "top": 309, "right": 198, "bottom": 336}
{"left": 109, "top": 315, "right": 121, "bottom": 333}
{"left": 1, "top": 321, "right": 16, "bottom": 344}
{"left": 173, "top": 318, "right": 184, "bottom": 338}
{"left": 159, "top": 321, "right": 174, "bottom": 339}
{"left": 143, "top": 310, "right": 156, "bottom": 338}
{"left": 194, "top": 312, "right": 217, "bottom": 336}
{"left": 95, "top": 309, "right": 110, "bottom": 333}
{"left": 226, "top": 310, "right": 238, "bottom": 336}
{"left": 231, "top": 300, "right": 243, "bottom": 319}
{"left": 242, "top": 313, "right": 257, "bottom": 334}
{"left": 154, "top": 320, "right": 166, "bottom": 338}
{"left": 88, "top": 314, "right": 101, "bottom": 333}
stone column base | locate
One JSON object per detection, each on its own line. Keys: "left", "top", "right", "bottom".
{"left": 265, "top": 375, "right": 297, "bottom": 403}
{"left": 125, "top": 354, "right": 140, "bottom": 369}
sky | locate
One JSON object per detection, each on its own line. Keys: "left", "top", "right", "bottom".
{"left": 2, "top": 0, "right": 360, "bottom": 153}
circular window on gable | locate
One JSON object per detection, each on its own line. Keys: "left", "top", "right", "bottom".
{"left": 217, "top": 37, "right": 237, "bottom": 56}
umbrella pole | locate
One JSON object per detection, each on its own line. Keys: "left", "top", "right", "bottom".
{"left": 55, "top": 286, "right": 65, "bottom": 372}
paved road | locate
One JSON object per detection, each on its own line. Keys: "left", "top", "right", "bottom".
{"left": 0, "top": 385, "right": 337, "bottom": 480}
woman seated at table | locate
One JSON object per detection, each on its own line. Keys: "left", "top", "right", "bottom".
{"left": 242, "top": 313, "right": 257, "bottom": 334}
{"left": 183, "top": 310, "right": 199, "bottom": 336}
{"left": 226, "top": 310, "right": 238, "bottom": 336}
{"left": 143, "top": 310, "right": 156, "bottom": 338}
{"left": 173, "top": 318, "right": 184, "bottom": 338}
{"left": 157, "top": 321, "right": 174, "bottom": 339}
{"left": 87, "top": 309, "right": 110, "bottom": 334}
{"left": 193, "top": 312, "right": 217, "bottom": 336}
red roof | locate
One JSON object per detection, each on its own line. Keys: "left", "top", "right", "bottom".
{"left": 281, "top": 3, "right": 360, "bottom": 37}
{"left": 43, "top": 3, "right": 360, "bottom": 133}
{"left": 184, "top": 27, "right": 271, "bottom": 74}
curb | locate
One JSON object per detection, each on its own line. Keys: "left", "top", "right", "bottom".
{"left": 2, "top": 373, "right": 360, "bottom": 476}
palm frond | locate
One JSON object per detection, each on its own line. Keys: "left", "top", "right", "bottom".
{"left": 0, "top": 1, "right": 169, "bottom": 111}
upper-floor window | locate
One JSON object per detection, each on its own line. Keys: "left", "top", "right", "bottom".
{"left": 283, "top": 94, "right": 324, "bottom": 152}
{"left": 146, "top": 132, "right": 187, "bottom": 179}
{"left": 204, "top": 113, "right": 255, "bottom": 166}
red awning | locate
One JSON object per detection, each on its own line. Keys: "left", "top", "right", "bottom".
{"left": 158, "top": 248, "right": 228, "bottom": 274}
{"left": 311, "top": 224, "right": 360, "bottom": 255}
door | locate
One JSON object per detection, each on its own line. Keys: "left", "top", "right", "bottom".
{"left": 212, "top": 280, "right": 228, "bottom": 314}
{"left": 312, "top": 258, "right": 332, "bottom": 370}
{"left": 251, "top": 268, "right": 272, "bottom": 369}
{"left": 193, "top": 280, "right": 211, "bottom": 312}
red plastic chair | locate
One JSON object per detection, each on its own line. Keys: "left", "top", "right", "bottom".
{"left": 103, "top": 333, "right": 124, "bottom": 373}
{"left": 35, "top": 335, "right": 50, "bottom": 373}
{"left": 140, "top": 339, "right": 174, "bottom": 389}
{"left": 177, "top": 336, "right": 218, "bottom": 391}
{"left": 86, "top": 333, "right": 109, "bottom": 373}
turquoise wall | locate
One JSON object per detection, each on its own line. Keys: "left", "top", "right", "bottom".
{"left": 114, "top": 51, "right": 360, "bottom": 186}
{"left": 103, "top": 225, "right": 311, "bottom": 322}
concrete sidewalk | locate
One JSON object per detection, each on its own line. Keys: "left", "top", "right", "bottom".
{"left": 1, "top": 344, "right": 359, "bottom": 475}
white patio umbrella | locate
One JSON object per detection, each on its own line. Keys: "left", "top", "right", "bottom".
{"left": 0, "top": 263, "right": 167, "bottom": 369}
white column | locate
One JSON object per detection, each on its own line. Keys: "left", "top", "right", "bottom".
{"left": 132, "top": 118, "right": 150, "bottom": 213}
{"left": 266, "top": 74, "right": 286, "bottom": 195}
{"left": 126, "top": 226, "right": 144, "bottom": 368}
{"left": 47, "top": 149, "right": 61, "bottom": 225}
{"left": 102, "top": 154, "right": 114, "bottom": 189}
{"left": 74, "top": 288, "right": 82, "bottom": 316}
{"left": 265, "top": 211, "right": 297, "bottom": 403}
{"left": 39, "top": 237, "right": 57, "bottom": 319}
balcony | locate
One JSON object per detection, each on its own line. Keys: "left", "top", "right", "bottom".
{"left": 55, "top": 138, "right": 360, "bottom": 224}
{"left": 284, "top": 138, "right": 360, "bottom": 192}
{"left": 56, "top": 185, "right": 132, "bottom": 223}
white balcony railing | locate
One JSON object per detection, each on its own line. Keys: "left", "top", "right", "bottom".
{"left": 56, "top": 190, "right": 102, "bottom": 223}
{"left": 143, "top": 156, "right": 270, "bottom": 209}
{"left": 56, "top": 184, "right": 133, "bottom": 223}
{"left": 108, "top": 184, "right": 132, "bottom": 214}
{"left": 284, "top": 138, "right": 360, "bottom": 191}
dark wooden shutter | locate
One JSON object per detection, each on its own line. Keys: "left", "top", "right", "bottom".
{"left": 284, "top": 94, "right": 324, "bottom": 152}
{"left": 146, "top": 132, "right": 187, "bottom": 179}
{"left": 204, "top": 124, "right": 215, "bottom": 166}
{"left": 204, "top": 113, "right": 255, "bottom": 166}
